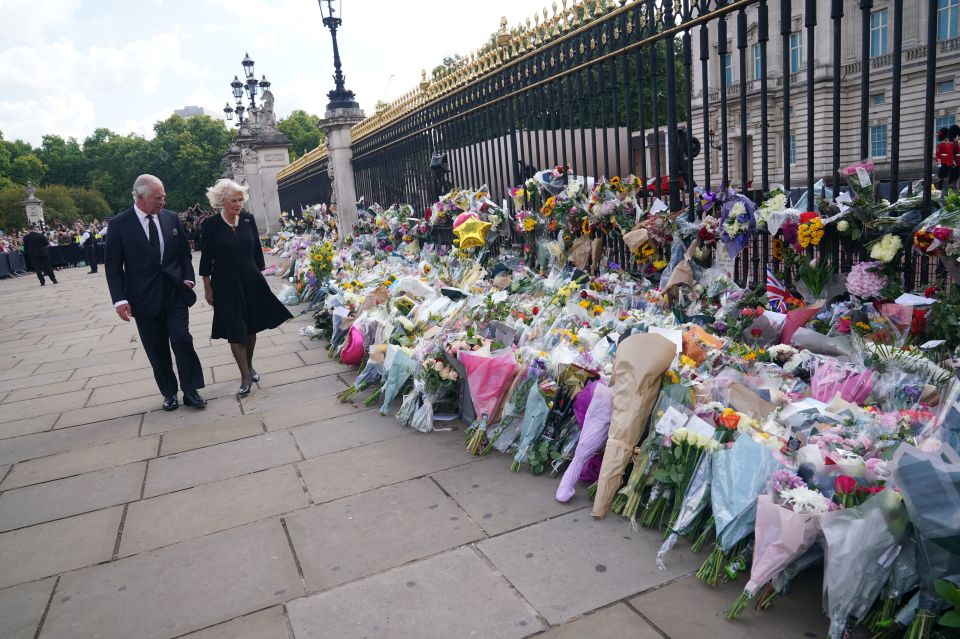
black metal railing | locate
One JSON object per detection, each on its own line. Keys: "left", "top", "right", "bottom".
{"left": 342, "top": 0, "right": 947, "bottom": 287}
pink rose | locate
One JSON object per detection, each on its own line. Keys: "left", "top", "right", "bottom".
{"left": 934, "top": 226, "right": 953, "bottom": 242}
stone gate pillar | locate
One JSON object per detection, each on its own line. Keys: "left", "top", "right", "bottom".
{"left": 321, "top": 106, "right": 364, "bottom": 240}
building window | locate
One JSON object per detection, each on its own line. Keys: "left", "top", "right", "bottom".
{"left": 870, "top": 10, "right": 888, "bottom": 57}
{"left": 789, "top": 133, "right": 797, "bottom": 165}
{"left": 722, "top": 53, "right": 733, "bottom": 85}
{"left": 753, "top": 44, "right": 762, "bottom": 80}
{"left": 937, "top": 115, "right": 957, "bottom": 132}
{"left": 789, "top": 32, "right": 803, "bottom": 73}
{"left": 940, "top": 0, "right": 960, "bottom": 41}
{"left": 870, "top": 124, "right": 888, "bottom": 158}
{"left": 871, "top": 93, "right": 886, "bottom": 106}
{"left": 939, "top": 80, "right": 956, "bottom": 93}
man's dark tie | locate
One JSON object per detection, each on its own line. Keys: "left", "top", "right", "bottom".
{"left": 147, "top": 214, "right": 161, "bottom": 262}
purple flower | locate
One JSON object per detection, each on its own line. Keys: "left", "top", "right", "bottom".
{"left": 608, "top": 261, "right": 621, "bottom": 271}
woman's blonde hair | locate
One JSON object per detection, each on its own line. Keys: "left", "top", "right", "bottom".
{"left": 206, "top": 179, "right": 249, "bottom": 208}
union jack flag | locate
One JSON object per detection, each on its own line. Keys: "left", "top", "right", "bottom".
{"left": 766, "top": 268, "right": 788, "bottom": 313}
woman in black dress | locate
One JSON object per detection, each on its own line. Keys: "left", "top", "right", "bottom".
{"left": 200, "top": 179, "right": 293, "bottom": 396}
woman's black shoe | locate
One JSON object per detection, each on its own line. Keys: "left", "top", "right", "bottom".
{"left": 236, "top": 384, "right": 251, "bottom": 397}
{"left": 251, "top": 371, "right": 260, "bottom": 383}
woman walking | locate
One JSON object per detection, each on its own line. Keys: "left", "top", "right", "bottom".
{"left": 199, "top": 179, "right": 293, "bottom": 396}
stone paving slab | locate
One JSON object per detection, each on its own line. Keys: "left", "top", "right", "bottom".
{"left": 87, "top": 377, "right": 175, "bottom": 406}
{"left": 285, "top": 477, "right": 484, "bottom": 592}
{"left": 140, "top": 398, "right": 243, "bottom": 436}
{"left": 286, "top": 547, "right": 544, "bottom": 639}
{"left": 119, "top": 465, "right": 309, "bottom": 556}
{"left": 1, "top": 378, "right": 89, "bottom": 404}
{"left": 262, "top": 396, "right": 366, "bottom": 431}
{"left": 0, "top": 506, "right": 122, "bottom": 589}
{"left": 33, "top": 348, "right": 136, "bottom": 375}
{"left": 83, "top": 366, "right": 157, "bottom": 389}
{"left": 0, "top": 362, "right": 39, "bottom": 382}
{"left": 630, "top": 570, "right": 831, "bottom": 639}
{"left": 537, "top": 603, "right": 662, "bottom": 638}
{"left": 69, "top": 356, "right": 151, "bottom": 380}
{"left": 40, "top": 519, "right": 304, "bottom": 639}
{"left": 478, "top": 510, "right": 703, "bottom": 625}
{"left": 198, "top": 341, "right": 305, "bottom": 369}
{"left": 0, "top": 577, "right": 55, "bottom": 639}
{"left": 0, "top": 414, "right": 141, "bottom": 466}
{"left": 1, "top": 435, "right": 158, "bottom": 489}
{"left": 180, "top": 607, "right": 293, "bottom": 639}
{"left": 159, "top": 413, "right": 264, "bottom": 456}
{"left": 239, "top": 374, "right": 344, "bottom": 414}
{"left": 211, "top": 352, "right": 305, "bottom": 383}
{"left": 0, "top": 389, "right": 92, "bottom": 425}
{"left": 144, "top": 431, "right": 302, "bottom": 497}
{"left": 252, "top": 362, "right": 348, "bottom": 391}
{"left": 431, "top": 455, "right": 591, "bottom": 536}
{"left": 0, "top": 462, "right": 145, "bottom": 531}
{"left": 0, "top": 369, "right": 74, "bottom": 393}
{"left": 0, "top": 413, "right": 59, "bottom": 440}
{"left": 55, "top": 395, "right": 158, "bottom": 429}
{"left": 290, "top": 410, "right": 409, "bottom": 457}
{"left": 297, "top": 429, "right": 476, "bottom": 503}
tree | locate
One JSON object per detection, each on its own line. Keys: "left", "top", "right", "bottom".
{"left": 83, "top": 129, "right": 163, "bottom": 211}
{"left": 36, "top": 184, "right": 79, "bottom": 225}
{"left": 39, "top": 135, "right": 89, "bottom": 187}
{"left": 151, "top": 114, "right": 233, "bottom": 210}
{"left": 277, "top": 110, "right": 324, "bottom": 160}
{"left": 432, "top": 54, "right": 464, "bottom": 80}
{"left": 68, "top": 187, "right": 112, "bottom": 220}
{"left": 8, "top": 153, "right": 47, "bottom": 185}
{"left": 0, "top": 185, "right": 27, "bottom": 233}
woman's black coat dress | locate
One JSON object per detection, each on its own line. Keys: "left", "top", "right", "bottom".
{"left": 199, "top": 212, "right": 292, "bottom": 343}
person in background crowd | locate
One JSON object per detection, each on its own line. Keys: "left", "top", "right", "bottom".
{"left": 937, "top": 128, "right": 954, "bottom": 190}
{"left": 81, "top": 223, "right": 99, "bottom": 274}
{"left": 105, "top": 174, "right": 206, "bottom": 412}
{"left": 199, "top": 179, "right": 292, "bottom": 397}
{"left": 23, "top": 224, "right": 57, "bottom": 286}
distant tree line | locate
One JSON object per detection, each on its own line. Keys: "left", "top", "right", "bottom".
{"left": 0, "top": 108, "right": 324, "bottom": 232}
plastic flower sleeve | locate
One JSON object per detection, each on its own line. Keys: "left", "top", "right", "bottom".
{"left": 459, "top": 350, "right": 519, "bottom": 438}
{"left": 512, "top": 385, "right": 550, "bottom": 469}
{"left": 657, "top": 453, "right": 711, "bottom": 569}
{"left": 821, "top": 489, "right": 909, "bottom": 639}
{"left": 746, "top": 496, "right": 822, "bottom": 596}
{"left": 892, "top": 443, "right": 960, "bottom": 555}
{"left": 556, "top": 382, "right": 613, "bottom": 502}
{"left": 379, "top": 350, "right": 416, "bottom": 415}
{"left": 710, "top": 435, "right": 780, "bottom": 552}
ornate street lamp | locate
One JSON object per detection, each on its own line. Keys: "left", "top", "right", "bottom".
{"left": 223, "top": 102, "right": 234, "bottom": 121}
{"left": 318, "top": 0, "right": 359, "bottom": 110}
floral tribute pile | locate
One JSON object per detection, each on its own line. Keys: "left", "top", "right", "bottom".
{"left": 266, "top": 163, "right": 960, "bottom": 639}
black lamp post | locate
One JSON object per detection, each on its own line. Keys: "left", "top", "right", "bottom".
{"left": 225, "top": 56, "right": 269, "bottom": 127}
{"left": 318, "top": 0, "right": 359, "bottom": 110}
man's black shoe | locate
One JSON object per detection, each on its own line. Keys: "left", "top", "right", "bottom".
{"left": 162, "top": 395, "right": 179, "bottom": 411}
{"left": 183, "top": 390, "right": 207, "bottom": 408}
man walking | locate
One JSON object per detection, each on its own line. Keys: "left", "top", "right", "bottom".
{"left": 22, "top": 225, "right": 57, "bottom": 286}
{"left": 105, "top": 175, "right": 206, "bottom": 412}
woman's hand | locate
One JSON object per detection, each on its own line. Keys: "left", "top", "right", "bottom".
{"left": 204, "top": 287, "right": 214, "bottom": 307}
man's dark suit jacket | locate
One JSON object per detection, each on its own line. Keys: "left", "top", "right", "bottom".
{"left": 104, "top": 208, "right": 197, "bottom": 319}
{"left": 22, "top": 232, "right": 50, "bottom": 259}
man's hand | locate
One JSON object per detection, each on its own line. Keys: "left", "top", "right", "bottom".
{"left": 183, "top": 280, "right": 195, "bottom": 289}
{"left": 116, "top": 303, "right": 133, "bottom": 322}
{"left": 204, "top": 288, "right": 214, "bottom": 307}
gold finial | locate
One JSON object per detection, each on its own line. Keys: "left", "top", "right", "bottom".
{"left": 605, "top": 0, "right": 617, "bottom": 11}
{"left": 526, "top": 16, "right": 531, "bottom": 30}
{"left": 594, "top": 0, "right": 605, "bottom": 17}
{"left": 497, "top": 16, "right": 511, "bottom": 46}
{"left": 419, "top": 69, "right": 430, "bottom": 91}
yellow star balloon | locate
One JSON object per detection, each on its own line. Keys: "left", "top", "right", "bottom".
{"left": 453, "top": 216, "right": 492, "bottom": 249}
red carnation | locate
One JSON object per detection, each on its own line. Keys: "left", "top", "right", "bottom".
{"left": 750, "top": 328, "right": 763, "bottom": 338}
{"left": 924, "top": 285, "right": 938, "bottom": 298}
{"left": 532, "top": 306, "right": 539, "bottom": 315}
{"left": 799, "top": 211, "right": 818, "bottom": 224}
{"left": 424, "top": 208, "right": 432, "bottom": 220}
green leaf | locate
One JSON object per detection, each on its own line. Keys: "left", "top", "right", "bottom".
{"left": 851, "top": 227, "right": 862, "bottom": 240}
{"left": 652, "top": 468, "right": 673, "bottom": 483}
{"left": 935, "top": 579, "right": 960, "bottom": 611}
{"left": 549, "top": 451, "right": 561, "bottom": 460}
{"left": 940, "top": 610, "right": 960, "bottom": 628}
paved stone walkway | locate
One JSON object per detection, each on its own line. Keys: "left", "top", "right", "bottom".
{"left": 0, "top": 258, "right": 830, "bottom": 639}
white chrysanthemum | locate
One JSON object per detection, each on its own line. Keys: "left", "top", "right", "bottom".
{"left": 779, "top": 487, "right": 832, "bottom": 513}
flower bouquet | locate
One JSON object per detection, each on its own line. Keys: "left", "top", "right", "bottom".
{"left": 459, "top": 349, "right": 519, "bottom": 456}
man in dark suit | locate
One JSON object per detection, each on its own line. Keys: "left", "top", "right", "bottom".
{"left": 22, "top": 225, "right": 57, "bottom": 286}
{"left": 105, "top": 174, "right": 206, "bottom": 412}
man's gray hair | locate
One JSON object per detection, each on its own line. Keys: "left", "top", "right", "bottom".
{"left": 132, "top": 174, "right": 162, "bottom": 200}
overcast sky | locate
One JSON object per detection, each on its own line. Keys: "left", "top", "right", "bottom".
{"left": 0, "top": 0, "right": 558, "bottom": 147}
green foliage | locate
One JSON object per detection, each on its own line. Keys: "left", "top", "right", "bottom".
{"left": 277, "top": 110, "right": 324, "bottom": 160}
{"left": 9, "top": 154, "right": 47, "bottom": 185}
{"left": 0, "top": 185, "right": 27, "bottom": 232}
{"left": 67, "top": 187, "right": 111, "bottom": 219}
{"left": 36, "top": 185, "right": 79, "bottom": 225}
{"left": 935, "top": 579, "right": 960, "bottom": 628}
{"left": 39, "top": 135, "right": 89, "bottom": 187}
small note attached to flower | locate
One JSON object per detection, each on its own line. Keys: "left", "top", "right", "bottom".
{"left": 654, "top": 406, "right": 687, "bottom": 436}
{"left": 650, "top": 198, "right": 669, "bottom": 214}
{"left": 856, "top": 167, "right": 871, "bottom": 187}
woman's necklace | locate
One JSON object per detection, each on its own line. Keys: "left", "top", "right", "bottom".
{"left": 221, "top": 211, "right": 239, "bottom": 229}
